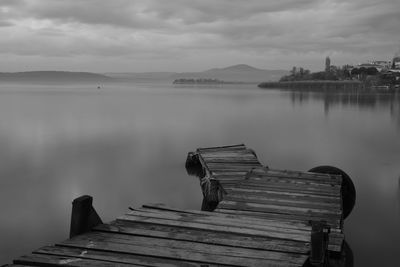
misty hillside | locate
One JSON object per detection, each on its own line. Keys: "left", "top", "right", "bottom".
{"left": 171, "top": 64, "right": 288, "bottom": 83}
{"left": 105, "top": 72, "right": 175, "bottom": 82}
{"left": 206, "top": 64, "right": 264, "bottom": 72}
{"left": 0, "top": 71, "right": 112, "bottom": 83}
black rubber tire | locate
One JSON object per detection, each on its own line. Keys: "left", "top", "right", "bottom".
{"left": 308, "top": 166, "right": 356, "bottom": 220}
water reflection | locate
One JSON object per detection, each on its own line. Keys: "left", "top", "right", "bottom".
{"left": 398, "top": 176, "right": 400, "bottom": 215}
{"left": 289, "top": 91, "right": 400, "bottom": 125}
{"left": 0, "top": 84, "right": 399, "bottom": 266}
{"left": 302, "top": 241, "right": 354, "bottom": 267}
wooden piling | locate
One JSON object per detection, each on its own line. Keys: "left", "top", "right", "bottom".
{"left": 309, "top": 221, "right": 330, "bottom": 266}
{"left": 69, "top": 195, "right": 102, "bottom": 238}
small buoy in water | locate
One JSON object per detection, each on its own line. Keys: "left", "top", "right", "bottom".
{"left": 97, "top": 86, "right": 101, "bottom": 89}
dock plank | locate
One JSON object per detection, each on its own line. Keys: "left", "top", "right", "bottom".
{"left": 60, "top": 232, "right": 306, "bottom": 267}
{"left": 33, "top": 245, "right": 220, "bottom": 267}
{"left": 95, "top": 221, "right": 310, "bottom": 254}
{"left": 141, "top": 203, "right": 311, "bottom": 228}
{"left": 14, "top": 254, "right": 141, "bottom": 267}
{"left": 118, "top": 214, "right": 311, "bottom": 242}
{"left": 128, "top": 208, "right": 311, "bottom": 232}
{"left": 224, "top": 193, "right": 341, "bottom": 210}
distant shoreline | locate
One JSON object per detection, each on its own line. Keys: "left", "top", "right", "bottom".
{"left": 173, "top": 78, "right": 257, "bottom": 85}
{"left": 258, "top": 80, "right": 376, "bottom": 92}
{"left": 0, "top": 71, "right": 112, "bottom": 84}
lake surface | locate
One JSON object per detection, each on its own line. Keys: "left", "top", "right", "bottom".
{"left": 0, "top": 82, "right": 399, "bottom": 266}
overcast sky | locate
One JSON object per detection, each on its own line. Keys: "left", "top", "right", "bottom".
{"left": 0, "top": 0, "right": 399, "bottom": 72}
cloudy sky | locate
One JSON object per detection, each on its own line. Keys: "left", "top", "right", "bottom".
{"left": 0, "top": 0, "right": 399, "bottom": 72}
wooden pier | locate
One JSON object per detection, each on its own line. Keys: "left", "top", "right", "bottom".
{"left": 7, "top": 144, "right": 354, "bottom": 266}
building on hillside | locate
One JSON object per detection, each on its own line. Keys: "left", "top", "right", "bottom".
{"left": 325, "top": 57, "right": 331, "bottom": 72}
{"left": 392, "top": 57, "right": 400, "bottom": 69}
{"left": 371, "top": 60, "right": 391, "bottom": 69}
{"left": 355, "top": 63, "right": 385, "bottom": 72}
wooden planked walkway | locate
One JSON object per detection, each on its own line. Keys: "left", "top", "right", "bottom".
{"left": 8, "top": 144, "right": 347, "bottom": 266}
{"left": 187, "top": 144, "right": 344, "bottom": 253}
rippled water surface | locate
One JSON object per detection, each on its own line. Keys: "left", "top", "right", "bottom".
{"left": 0, "top": 82, "right": 399, "bottom": 266}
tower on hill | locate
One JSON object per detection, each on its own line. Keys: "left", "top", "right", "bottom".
{"left": 325, "top": 56, "right": 331, "bottom": 72}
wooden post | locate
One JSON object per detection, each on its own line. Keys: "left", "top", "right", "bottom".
{"left": 309, "top": 221, "right": 330, "bottom": 266}
{"left": 185, "top": 152, "right": 205, "bottom": 178}
{"left": 70, "top": 195, "right": 103, "bottom": 238}
{"left": 201, "top": 179, "right": 220, "bottom": 212}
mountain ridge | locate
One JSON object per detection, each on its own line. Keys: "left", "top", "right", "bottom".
{"left": 172, "top": 64, "right": 288, "bottom": 83}
{"left": 206, "top": 64, "right": 264, "bottom": 72}
{"left": 0, "top": 71, "right": 112, "bottom": 83}
{"left": 0, "top": 64, "right": 289, "bottom": 83}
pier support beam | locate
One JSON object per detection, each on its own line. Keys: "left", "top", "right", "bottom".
{"left": 309, "top": 221, "right": 330, "bottom": 266}
{"left": 69, "top": 195, "right": 103, "bottom": 238}
{"left": 201, "top": 179, "right": 221, "bottom": 211}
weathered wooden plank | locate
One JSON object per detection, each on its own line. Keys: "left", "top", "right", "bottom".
{"left": 241, "top": 179, "right": 341, "bottom": 195}
{"left": 244, "top": 176, "right": 341, "bottom": 190}
{"left": 142, "top": 204, "right": 310, "bottom": 228}
{"left": 231, "top": 186, "right": 339, "bottom": 199}
{"left": 197, "top": 144, "right": 247, "bottom": 151}
{"left": 247, "top": 174, "right": 342, "bottom": 187}
{"left": 208, "top": 169, "right": 257, "bottom": 174}
{"left": 60, "top": 232, "right": 307, "bottom": 266}
{"left": 218, "top": 182, "right": 241, "bottom": 187}
{"left": 214, "top": 208, "right": 341, "bottom": 228}
{"left": 211, "top": 208, "right": 343, "bottom": 252}
{"left": 120, "top": 213, "right": 312, "bottom": 242}
{"left": 14, "top": 253, "right": 140, "bottom": 266}
{"left": 261, "top": 169, "right": 342, "bottom": 183}
{"left": 201, "top": 153, "right": 258, "bottom": 159}
{"left": 5, "top": 265, "right": 36, "bottom": 267}
{"left": 224, "top": 194, "right": 341, "bottom": 210}
{"left": 219, "top": 200, "right": 341, "bottom": 217}
{"left": 95, "top": 221, "right": 310, "bottom": 254}
{"left": 211, "top": 178, "right": 243, "bottom": 183}
{"left": 231, "top": 183, "right": 340, "bottom": 197}
{"left": 216, "top": 204, "right": 341, "bottom": 228}
{"left": 211, "top": 173, "right": 248, "bottom": 177}
{"left": 223, "top": 187, "right": 341, "bottom": 202}
{"left": 130, "top": 207, "right": 312, "bottom": 231}
{"left": 134, "top": 206, "right": 311, "bottom": 230}
{"left": 224, "top": 188, "right": 341, "bottom": 206}
{"left": 252, "top": 174, "right": 342, "bottom": 187}
{"left": 212, "top": 173, "right": 249, "bottom": 178}
{"left": 200, "top": 154, "right": 259, "bottom": 160}
{"left": 200, "top": 152, "right": 258, "bottom": 157}
{"left": 204, "top": 160, "right": 261, "bottom": 165}
{"left": 206, "top": 163, "right": 262, "bottom": 168}
{"left": 199, "top": 148, "right": 254, "bottom": 154}
{"left": 34, "top": 245, "right": 219, "bottom": 267}
{"left": 118, "top": 214, "right": 311, "bottom": 242}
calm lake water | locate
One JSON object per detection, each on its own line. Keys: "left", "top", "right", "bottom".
{"left": 0, "top": 82, "right": 399, "bottom": 266}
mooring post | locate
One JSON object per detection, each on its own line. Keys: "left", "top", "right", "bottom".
{"left": 309, "top": 221, "right": 330, "bottom": 266}
{"left": 201, "top": 179, "right": 221, "bottom": 212}
{"left": 70, "top": 195, "right": 103, "bottom": 238}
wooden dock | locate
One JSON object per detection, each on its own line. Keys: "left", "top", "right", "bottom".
{"left": 7, "top": 144, "right": 354, "bottom": 267}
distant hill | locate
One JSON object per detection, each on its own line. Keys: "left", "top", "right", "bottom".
{"left": 206, "top": 64, "right": 264, "bottom": 72}
{"left": 0, "top": 71, "right": 112, "bottom": 83}
{"left": 170, "top": 64, "right": 288, "bottom": 83}
{"left": 105, "top": 72, "right": 175, "bottom": 82}
{"left": 0, "top": 66, "right": 289, "bottom": 85}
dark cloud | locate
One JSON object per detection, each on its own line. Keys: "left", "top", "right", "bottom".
{"left": 0, "top": 21, "right": 13, "bottom": 27}
{"left": 17, "top": 0, "right": 318, "bottom": 28}
{"left": 0, "top": 0, "right": 399, "bottom": 71}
